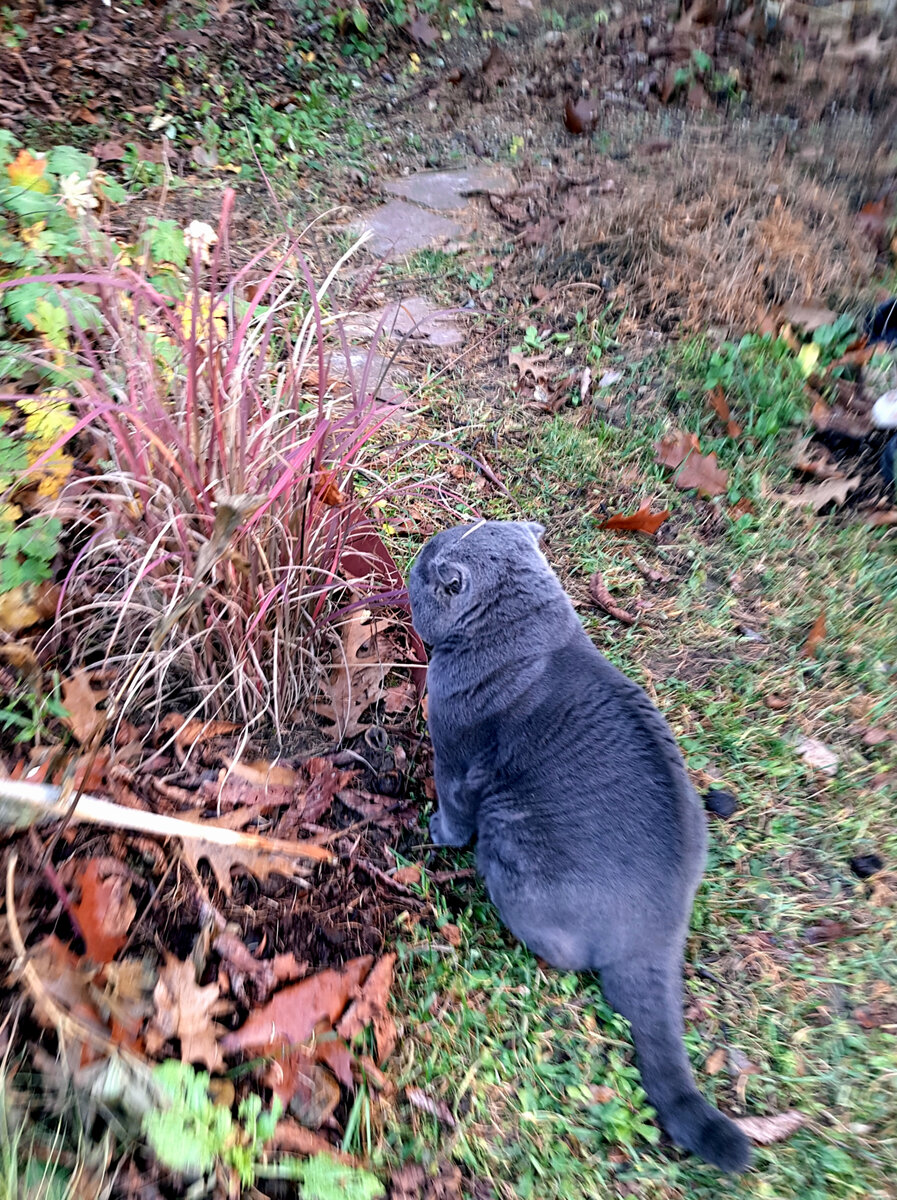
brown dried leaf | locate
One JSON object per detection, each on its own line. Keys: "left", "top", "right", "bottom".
{"left": 273, "top": 1119, "right": 359, "bottom": 1164}
{"left": 599, "top": 502, "right": 670, "bottom": 536}
{"left": 160, "top": 713, "right": 241, "bottom": 753}
{"left": 26, "top": 935, "right": 109, "bottom": 1037}
{"left": 509, "top": 349, "right": 552, "bottom": 385}
{"left": 804, "top": 918, "right": 852, "bottom": 945}
{"left": 146, "top": 954, "right": 229, "bottom": 1071}
{"left": 781, "top": 302, "right": 838, "bottom": 332}
{"left": 587, "top": 572, "right": 636, "bottom": 625}
{"left": 732, "top": 1109, "right": 806, "bottom": 1145}
{"left": 223, "top": 757, "right": 302, "bottom": 787}
{"left": 61, "top": 670, "right": 108, "bottom": 745}
{"left": 773, "top": 476, "right": 861, "bottom": 513}
{"left": 220, "top": 956, "right": 373, "bottom": 1054}
{"left": 337, "top": 953, "right": 397, "bottom": 1064}
{"left": 213, "top": 932, "right": 306, "bottom": 1005}
{"left": 405, "top": 1087, "right": 456, "bottom": 1127}
{"left": 315, "top": 610, "right": 393, "bottom": 739}
{"left": 409, "top": 12, "right": 439, "bottom": 46}
{"left": 707, "top": 386, "right": 743, "bottom": 438}
{"left": 705, "top": 1047, "right": 727, "bottom": 1076}
{"left": 854, "top": 999, "right": 897, "bottom": 1030}
{"left": 180, "top": 835, "right": 310, "bottom": 898}
{"left": 71, "top": 859, "right": 136, "bottom": 964}
{"left": 481, "top": 43, "right": 511, "bottom": 87}
{"left": 0, "top": 581, "right": 59, "bottom": 635}
{"left": 792, "top": 440, "right": 844, "bottom": 480}
{"left": 300, "top": 756, "right": 353, "bottom": 822}
{"left": 802, "top": 610, "right": 826, "bottom": 659}
{"left": 564, "top": 96, "right": 598, "bottom": 135}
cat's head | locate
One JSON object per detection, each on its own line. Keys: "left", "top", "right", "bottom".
{"left": 408, "top": 520, "right": 547, "bottom": 646}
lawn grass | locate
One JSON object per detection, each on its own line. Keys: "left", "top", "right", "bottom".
{"left": 382, "top": 336, "right": 897, "bottom": 1200}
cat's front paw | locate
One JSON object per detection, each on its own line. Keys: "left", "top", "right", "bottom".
{"left": 429, "top": 808, "right": 468, "bottom": 847}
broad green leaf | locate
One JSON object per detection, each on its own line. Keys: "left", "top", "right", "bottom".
{"left": 147, "top": 218, "right": 187, "bottom": 269}
{"left": 46, "top": 145, "right": 97, "bottom": 180}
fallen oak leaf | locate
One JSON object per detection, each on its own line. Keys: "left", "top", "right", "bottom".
{"left": 336, "top": 953, "right": 397, "bottom": 1064}
{"left": 159, "top": 713, "right": 240, "bottom": 755}
{"left": 780, "top": 302, "right": 839, "bottom": 332}
{"left": 587, "top": 572, "right": 636, "bottom": 625}
{"left": 61, "top": 670, "right": 108, "bottom": 745}
{"left": 314, "top": 610, "right": 395, "bottom": 739}
{"left": 732, "top": 1110, "right": 806, "bottom": 1145}
{"left": 599, "top": 502, "right": 670, "bottom": 536}
{"left": 220, "top": 957, "right": 373, "bottom": 1054}
{"left": 791, "top": 439, "right": 844, "bottom": 480}
{"left": 145, "top": 954, "right": 230, "bottom": 1072}
{"left": 654, "top": 430, "right": 729, "bottom": 498}
{"left": 772, "top": 476, "right": 861, "bottom": 513}
{"left": 409, "top": 12, "right": 440, "bottom": 46}
{"left": 71, "top": 859, "right": 136, "bottom": 964}
{"left": 272, "top": 1119, "right": 360, "bottom": 1165}
{"left": 793, "top": 734, "right": 839, "bottom": 776}
{"left": 509, "top": 349, "right": 552, "bottom": 385}
{"left": 221, "top": 756, "right": 302, "bottom": 788}
{"left": 564, "top": 96, "right": 598, "bottom": 135}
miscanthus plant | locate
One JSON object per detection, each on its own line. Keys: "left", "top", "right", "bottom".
{"left": 1, "top": 185, "right": 450, "bottom": 739}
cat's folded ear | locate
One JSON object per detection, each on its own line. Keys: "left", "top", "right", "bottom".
{"left": 524, "top": 521, "right": 546, "bottom": 542}
{"left": 435, "top": 559, "right": 468, "bottom": 595}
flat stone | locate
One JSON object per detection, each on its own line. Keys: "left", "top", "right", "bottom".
{"left": 350, "top": 200, "right": 463, "bottom": 259}
{"left": 383, "top": 167, "right": 515, "bottom": 213}
{"left": 343, "top": 296, "right": 465, "bottom": 348}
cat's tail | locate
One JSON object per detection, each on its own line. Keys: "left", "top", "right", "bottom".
{"left": 600, "top": 955, "right": 751, "bottom": 1173}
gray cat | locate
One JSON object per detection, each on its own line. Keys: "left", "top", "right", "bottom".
{"left": 408, "top": 520, "right": 751, "bottom": 1173}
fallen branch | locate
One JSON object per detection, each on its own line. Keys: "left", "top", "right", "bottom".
{"left": 587, "top": 571, "right": 637, "bottom": 625}
{"left": 0, "top": 777, "right": 334, "bottom": 864}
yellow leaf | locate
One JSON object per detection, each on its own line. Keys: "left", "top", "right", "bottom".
{"left": 34, "top": 451, "right": 74, "bottom": 500}
{"left": 178, "top": 292, "right": 226, "bottom": 341}
{"left": 0, "top": 502, "right": 23, "bottom": 523}
{"left": 797, "top": 342, "right": 820, "bottom": 378}
{"left": 20, "top": 220, "right": 47, "bottom": 250}
{"left": 6, "top": 149, "right": 51, "bottom": 194}
{"left": 0, "top": 581, "right": 59, "bottom": 635}
{"left": 21, "top": 394, "right": 76, "bottom": 453}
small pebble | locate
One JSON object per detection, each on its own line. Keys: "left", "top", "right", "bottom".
{"left": 850, "top": 853, "right": 884, "bottom": 879}
{"left": 704, "top": 789, "right": 738, "bottom": 819}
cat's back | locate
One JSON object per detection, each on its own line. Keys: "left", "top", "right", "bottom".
{"left": 473, "top": 627, "right": 706, "bottom": 881}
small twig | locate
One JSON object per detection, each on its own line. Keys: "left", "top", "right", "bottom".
{"left": 427, "top": 867, "right": 477, "bottom": 884}
{"left": 587, "top": 571, "right": 637, "bottom": 625}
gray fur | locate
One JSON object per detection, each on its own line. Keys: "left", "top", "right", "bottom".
{"left": 408, "top": 520, "right": 751, "bottom": 1173}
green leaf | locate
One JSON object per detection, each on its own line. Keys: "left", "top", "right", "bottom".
{"left": 3, "top": 281, "right": 52, "bottom": 329}
{"left": 286, "top": 1157, "right": 386, "bottom": 1200}
{"left": 691, "top": 49, "right": 713, "bottom": 74}
{"left": 0, "top": 130, "right": 21, "bottom": 168}
{"left": 46, "top": 145, "right": 97, "bottom": 180}
{"left": 352, "top": 6, "right": 369, "bottom": 34}
{"left": 142, "top": 1061, "right": 233, "bottom": 1180}
{"left": 147, "top": 218, "right": 187, "bottom": 269}
{"left": 31, "top": 297, "right": 69, "bottom": 348}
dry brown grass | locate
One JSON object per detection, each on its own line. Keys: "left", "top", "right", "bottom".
{"left": 556, "top": 141, "right": 879, "bottom": 332}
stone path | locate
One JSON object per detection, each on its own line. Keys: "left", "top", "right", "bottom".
{"left": 349, "top": 165, "right": 513, "bottom": 259}
{"left": 335, "top": 165, "right": 515, "bottom": 409}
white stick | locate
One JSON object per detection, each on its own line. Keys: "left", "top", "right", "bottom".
{"left": 0, "top": 776, "right": 334, "bottom": 863}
